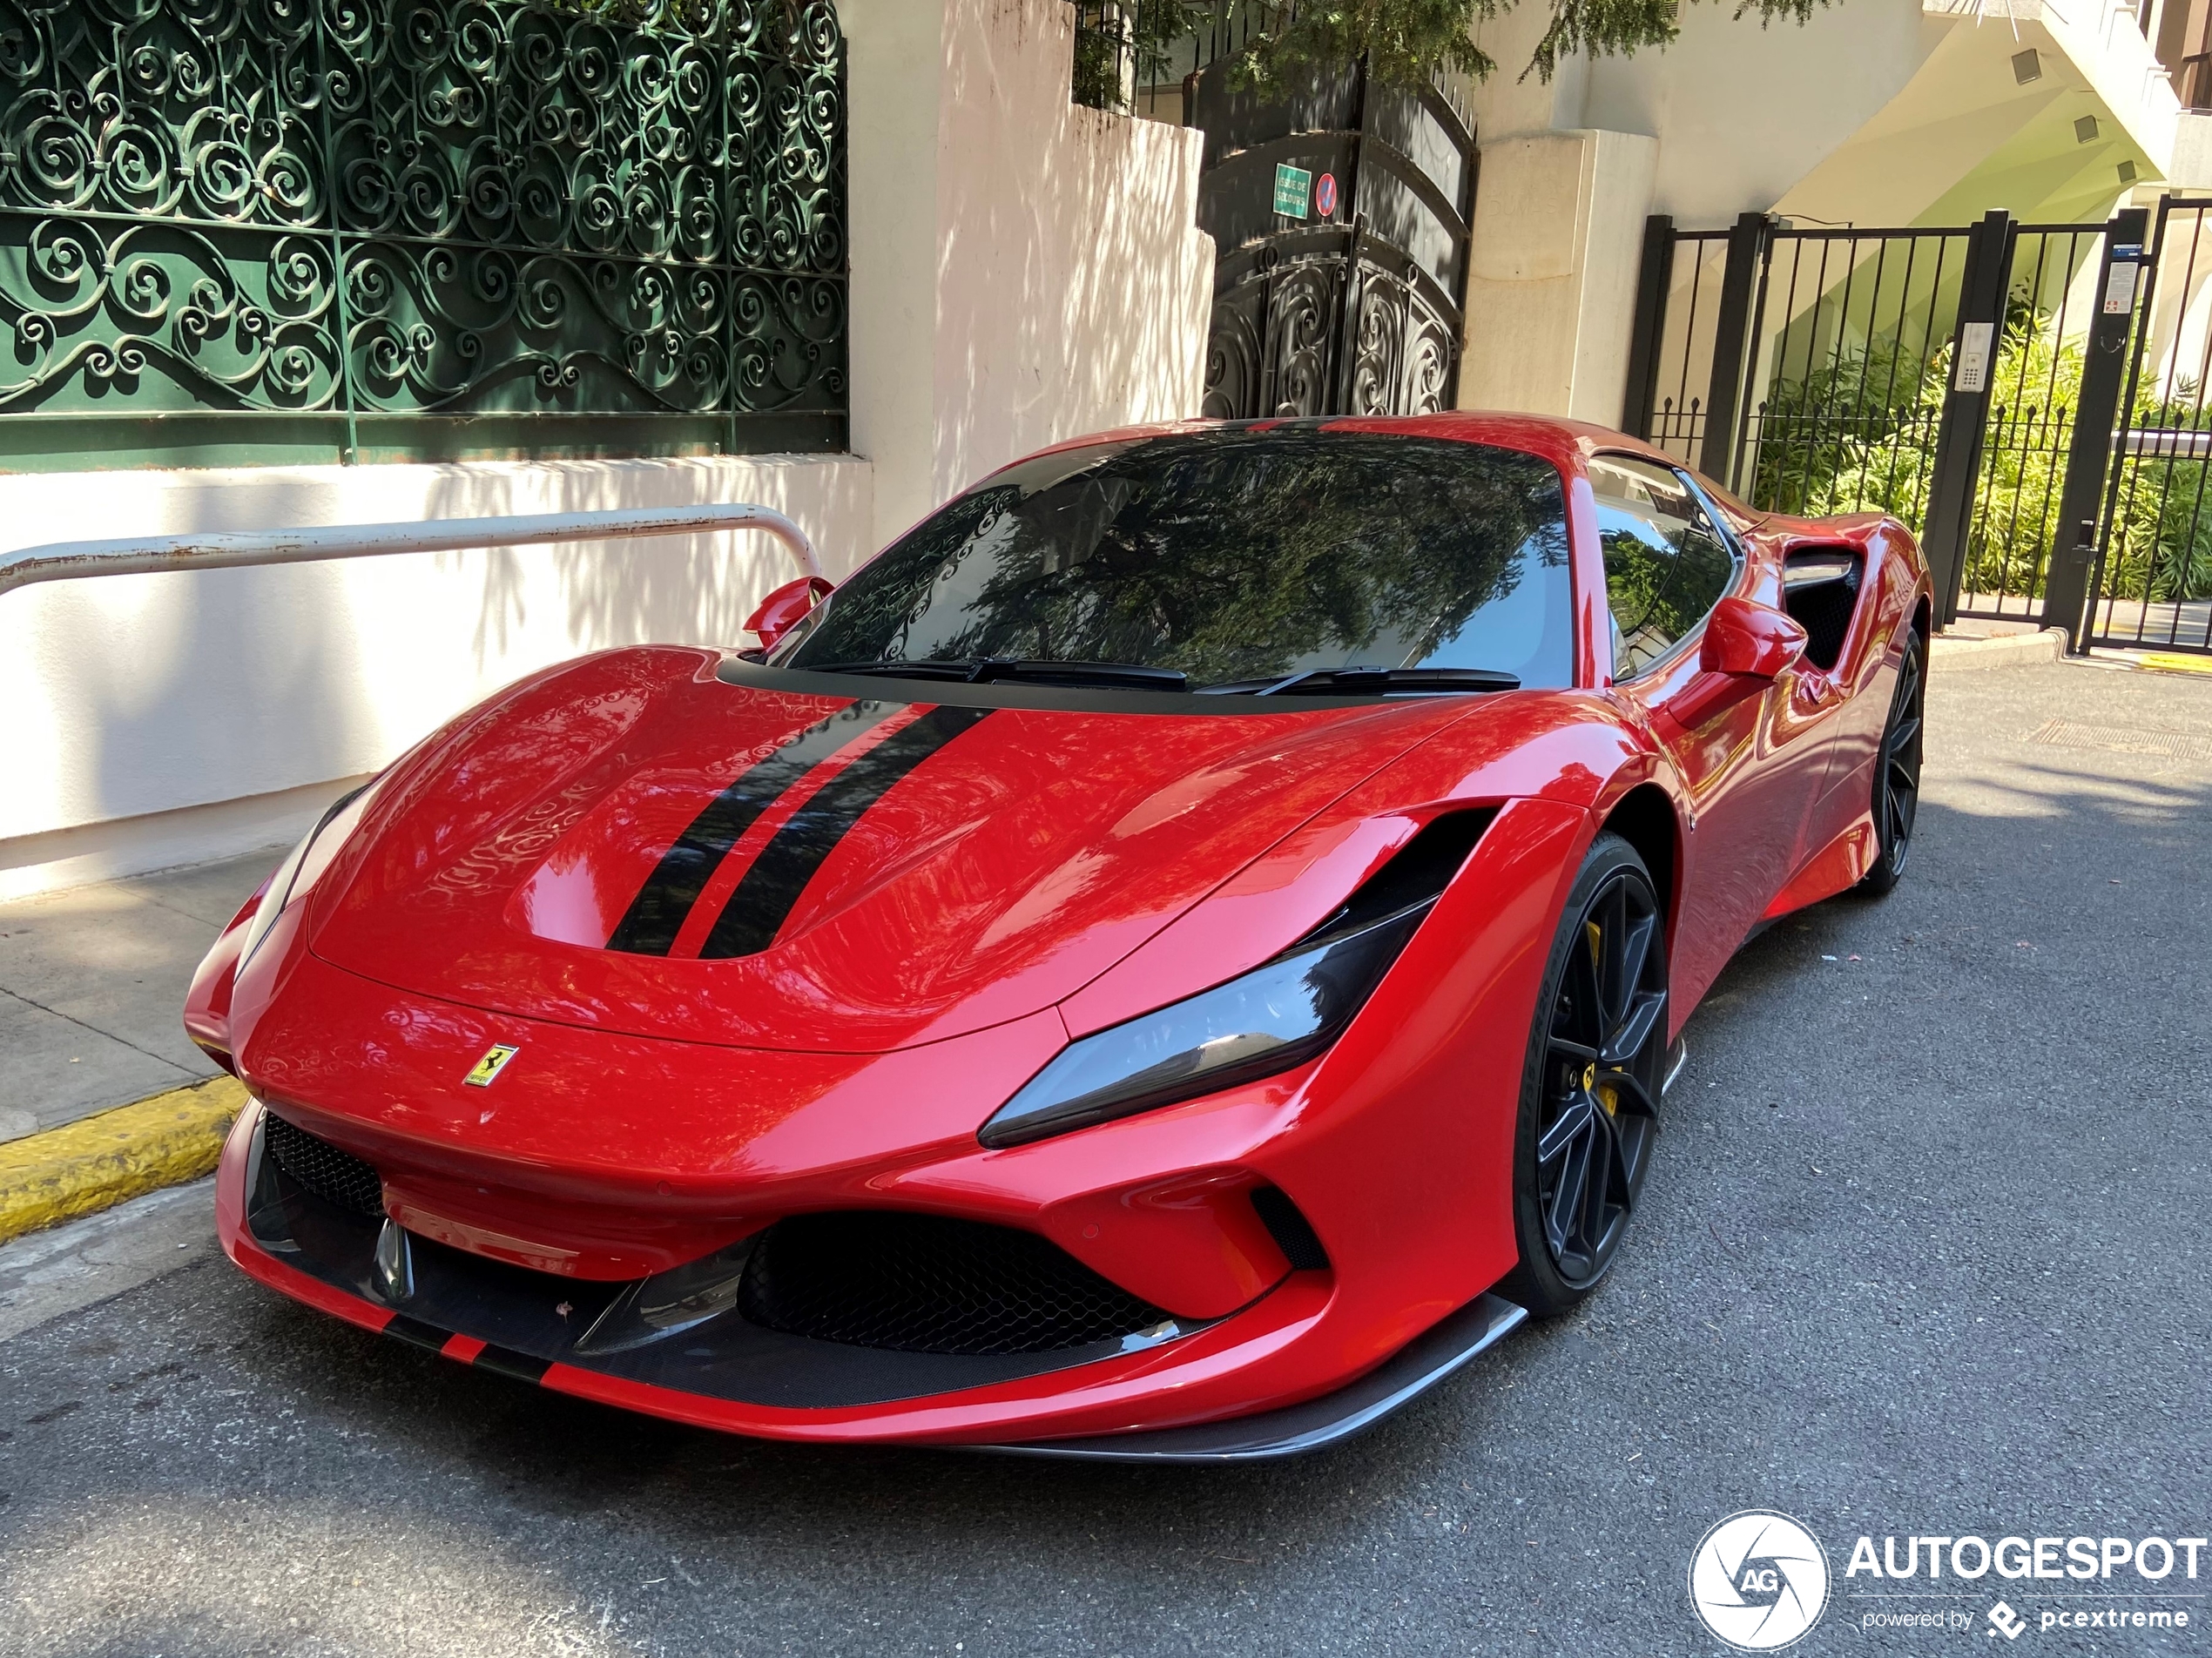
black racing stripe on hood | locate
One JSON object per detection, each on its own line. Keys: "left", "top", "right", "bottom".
{"left": 607, "top": 699, "right": 902, "bottom": 955}
{"left": 698, "top": 704, "right": 995, "bottom": 960}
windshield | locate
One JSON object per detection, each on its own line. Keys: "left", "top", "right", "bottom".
{"left": 776, "top": 428, "right": 1575, "bottom": 691}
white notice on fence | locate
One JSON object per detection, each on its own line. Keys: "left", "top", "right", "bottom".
{"left": 1954, "top": 321, "right": 1994, "bottom": 394}
{"left": 2103, "top": 259, "right": 2140, "bottom": 314}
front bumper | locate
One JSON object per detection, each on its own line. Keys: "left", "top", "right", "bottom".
{"left": 217, "top": 1097, "right": 1518, "bottom": 1452}
{"left": 219, "top": 1097, "right": 1345, "bottom": 1446}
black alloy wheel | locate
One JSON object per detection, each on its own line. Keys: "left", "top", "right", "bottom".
{"left": 1858, "top": 627, "right": 1925, "bottom": 896}
{"left": 1505, "top": 832, "right": 1669, "bottom": 1316}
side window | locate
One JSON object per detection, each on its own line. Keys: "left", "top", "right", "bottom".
{"left": 1588, "top": 455, "right": 1740, "bottom": 679}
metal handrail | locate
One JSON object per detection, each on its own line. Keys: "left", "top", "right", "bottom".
{"left": 0, "top": 502, "right": 822, "bottom": 600}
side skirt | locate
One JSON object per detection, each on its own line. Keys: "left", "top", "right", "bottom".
{"left": 976, "top": 1291, "right": 1527, "bottom": 1464}
{"left": 1760, "top": 811, "right": 1878, "bottom": 920}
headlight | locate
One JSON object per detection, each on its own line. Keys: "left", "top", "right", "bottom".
{"left": 235, "top": 779, "right": 379, "bottom": 970}
{"left": 978, "top": 901, "right": 1431, "bottom": 1149}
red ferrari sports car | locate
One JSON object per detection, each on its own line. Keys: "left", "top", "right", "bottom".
{"left": 188, "top": 414, "right": 1927, "bottom": 1460}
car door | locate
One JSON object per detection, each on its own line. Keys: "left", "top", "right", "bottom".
{"left": 1589, "top": 455, "right": 1831, "bottom": 1013}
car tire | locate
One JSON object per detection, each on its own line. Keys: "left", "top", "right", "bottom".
{"left": 1501, "top": 832, "right": 1668, "bottom": 1319}
{"left": 1857, "top": 624, "right": 1925, "bottom": 898}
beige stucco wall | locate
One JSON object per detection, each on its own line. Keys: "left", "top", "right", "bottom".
{"left": 1458, "top": 129, "right": 1658, "bottom": 423}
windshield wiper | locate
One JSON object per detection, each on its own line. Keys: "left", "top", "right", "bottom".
{"left": 799, "top": 657, "right": 1190, "bottom": 691}
{"left": 1201, "top": 666, "right": 1521, "bottom": 697}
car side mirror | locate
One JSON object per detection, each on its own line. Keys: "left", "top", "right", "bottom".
{"left": 744, "top": 576, "right": 833, "bottom": 652}
{"left": 1700, "top": 596, "right": 1808, "bottom": 679}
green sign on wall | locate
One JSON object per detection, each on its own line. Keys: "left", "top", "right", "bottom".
{"left": 1271, "top": 163, "right": 1312, "bottom": 219}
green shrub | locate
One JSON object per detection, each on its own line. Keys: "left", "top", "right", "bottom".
{"left": 1748, "top": 311, "right": 2212, "bottom": 604}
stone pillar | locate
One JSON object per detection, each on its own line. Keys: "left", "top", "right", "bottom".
{"left": 1457, "top": 128, "right": 1659, "bottom": 423}
{"left": 835, "top": 0, "right": 950, "bottom": 552}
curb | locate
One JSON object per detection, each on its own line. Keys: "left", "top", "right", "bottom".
{"left": 1929, "top": 627, "right": 2065, "bottom": 671}
{"left": 0, "top": 1075, "right": 244, "bottom": 1245}
{"left": 2138, "top": 651, "right": 2212, "bottom": 677}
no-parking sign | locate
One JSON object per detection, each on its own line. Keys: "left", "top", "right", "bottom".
{"left": 1315, "top": 172, "right": 1339, "bottom": 218}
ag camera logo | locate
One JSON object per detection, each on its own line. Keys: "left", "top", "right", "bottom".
{"left": 1690, "top": 1511, "right": 1831, "bottom": 1650}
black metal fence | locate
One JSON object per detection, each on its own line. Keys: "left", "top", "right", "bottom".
{"left": 1624, "top": 206, "right": 2203, "bottom": 651}
{"left": 2089, "top": 196, "right": 2212, "bottom": 654}
{"left": 1068, "top": 1, "right": 1277, "bottom": 121}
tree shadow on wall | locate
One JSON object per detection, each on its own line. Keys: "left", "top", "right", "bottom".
{"left": 420, "top": 456, "right": 865, "bottom": 674}
{"left": 927, "top": 0, "right": 1215, "bottom": 509}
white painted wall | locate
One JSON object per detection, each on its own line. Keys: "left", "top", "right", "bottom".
{"left": 931, "top": 0, "right": 1211, "bottom": 510}
{"left": 1575, "top": 0, "right": 1939, "bottom": 225}
{"left": 844, "top": 0, "right": 1211, "bottom": 549}
{"left": 0, "top": 456, "right": 871, "bottom": 898}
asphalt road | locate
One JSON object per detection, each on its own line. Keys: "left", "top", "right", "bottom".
{"left": 3, "top": 657, "right": 2208, "bottom": 1658}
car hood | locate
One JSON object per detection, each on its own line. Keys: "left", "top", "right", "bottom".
{"left": 308, "top": 648, "right": 1483, "bottom": 1054}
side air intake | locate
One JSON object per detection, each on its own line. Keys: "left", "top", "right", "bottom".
{"left": 1783, "top": 548, "right": 1863, "bottom": 671}
{"left": 1250, "top": 1185, "right": 1330, "bottom": 1271}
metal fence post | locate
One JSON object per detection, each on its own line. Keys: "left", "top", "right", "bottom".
{"left": 1698, "top": 212, "right": 1773, "bottom": 485}
{"left": 1622, "top": 215, "right": 1676, "bottom": 438}
{"left": 2041, "top": 206, "right": 2150, "bottom": 650}
{"left": 1919, "top": 210, "right": 2014, "bottom": 626}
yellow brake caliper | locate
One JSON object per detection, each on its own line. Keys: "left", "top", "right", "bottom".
{"left": 1583, "top": 921, "right": 1619, "bottom": 1115}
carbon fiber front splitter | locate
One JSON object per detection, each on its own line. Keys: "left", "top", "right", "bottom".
{"left": 977, "top": 1291, "right": 1527, "bottom": 1462}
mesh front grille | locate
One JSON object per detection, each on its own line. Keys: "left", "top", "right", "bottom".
{"left": 263, "top": 1111, "right": 385, "bottom": 1219}
{"left": 737, "top": 1211, "right": 1170, "bottom": 1356}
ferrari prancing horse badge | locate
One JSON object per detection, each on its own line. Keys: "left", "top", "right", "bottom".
{"left": 463, "top": 1044, "right": 520, "bottom": 1087}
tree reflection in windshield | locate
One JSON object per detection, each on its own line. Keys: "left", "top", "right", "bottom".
{"left": 783, "top": 428, "right": 1575, "bottom": 690}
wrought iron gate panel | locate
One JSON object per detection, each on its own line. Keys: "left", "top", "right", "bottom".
{"left": 1191, "top": 57, "right": 1472, "bottom": 422}
{"left": 1951, "top": 226, "right": 2103, "bottom": 622}
{"left": 0, "top": 0, "right": 846, "bottom": 469}
{"left": 1204, "top": 236, "right": 1339, "bottom": 418}
{"left": 2089, "top": 195, "right": 2212, "bottom": 655}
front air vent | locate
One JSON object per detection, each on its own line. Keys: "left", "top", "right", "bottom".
{"left": 1300, "top": 808, "right": 1497, "bottom": 947}
{"left": 1250, "top": 1185, "right": 1330, "bottom": 1271}
{"left": 263, "top": 1110, "right": 385, "bottom": 1219}
{"left": 736, "top": 1210, "right": 1172, "bottom": 1356}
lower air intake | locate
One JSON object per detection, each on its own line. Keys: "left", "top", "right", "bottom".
{"left": 263, "top": 1110, "right": 385, "bottom": 1219}
{"left": 737, "top": 1210, "right": 1170, "bottom": 1356}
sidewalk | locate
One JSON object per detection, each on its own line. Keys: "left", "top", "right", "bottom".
{"left": 0, "top": 847, "right": 276, "bottom": 1145}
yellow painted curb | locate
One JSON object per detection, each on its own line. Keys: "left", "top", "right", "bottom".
{"left": 2140, "top": 652, "right": 2212, "bottom": 676}
{"left": 0, "top": 1075, "right": 246, "bottom": 1244}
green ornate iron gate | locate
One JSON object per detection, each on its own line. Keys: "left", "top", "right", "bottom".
{"left": 0, "top": 0, "right": 846, "bottom": 470}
